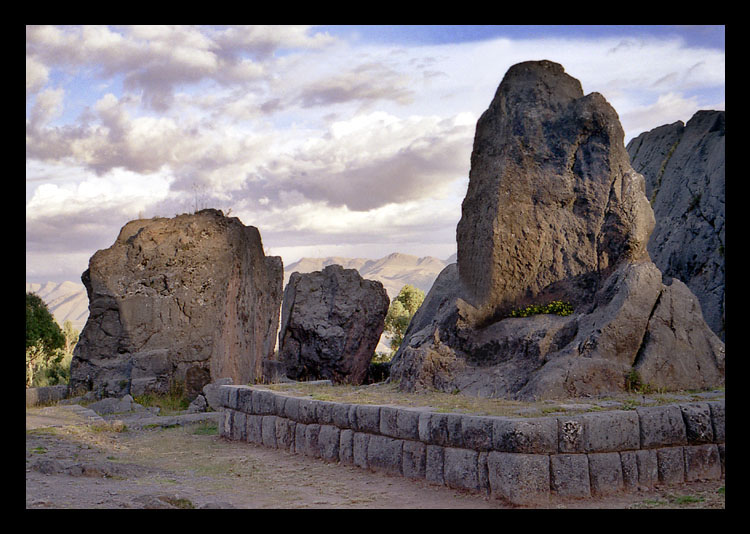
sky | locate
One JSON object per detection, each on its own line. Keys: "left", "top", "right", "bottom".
{"left": 26, "top": 25, "right": 725, "bottom": 285}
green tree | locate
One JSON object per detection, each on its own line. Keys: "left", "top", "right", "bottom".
{"left": 26, "top": 292, "right": 65, "bottom": 387}
{"left": 383, "top": 284, "right": 425, "bottom": 356}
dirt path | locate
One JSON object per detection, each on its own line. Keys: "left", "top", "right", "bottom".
{"left": 25, "top": 406, "right": 725, "bottom": 509}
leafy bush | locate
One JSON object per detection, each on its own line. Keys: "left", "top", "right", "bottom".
{"left": 509, "top": 300, "right": 574, "bottom": 318}
{"left": 382, "top": 284, "right": 425, "bottom": 357}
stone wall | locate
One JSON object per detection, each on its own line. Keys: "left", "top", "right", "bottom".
{"left": 218, "top": 385, "right": 725, "bottom": 505}
{"left": 26, "top": 385, "right": 69, "bottom": 407}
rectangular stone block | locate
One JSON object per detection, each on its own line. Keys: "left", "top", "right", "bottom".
{"left": 354, "top": 405, "right": 381, "bottom": 434}
{"left": 550, "top": 454, "right": 590, "bottom": 498}
{"left": 443, "top": 447, "right": 480, "bottom": 492}
{"left": 261, "top": 415, "right": 278, "bottom": 448}
{"left": 657, "top": 446, "right": 685, "bottom": 484}
{"left": 381, "top": 407, "right": 421, "bottom": 440}
{"left": 339, "top": 429, "right": 354, "bottom": 464}
{"left": 316, "top": 401, "right": 335, "bottom": 425}
{"left": 487, "top": 451, "right": 550, "bottom": 506}
{"left": 275, "top": 417, "right": 296, "bottom": 452}
{"left": 226, "top": 386, "right": 241, "bottom": 410}
{"left": 379, "top": 406, "right": 400, "bottom": 438}
{"left": 331, "top": 402, "right": 352, "bottom": 428}
{"left": 235, "top": 386, "right": 254, "bottom": 413}
{"left": 273, "top": 393, "right": 287, "bottom": 417}
{"left": 708, "top": 401, "right": 725, "bottom": 442}
{"left": 494, "top": 417, "right": 557, "bottom": 454}
{"left": 635, "top": 449, "right": 658, "bottom": 488}
{"left": 252, "top": 389, "right": 276, "bottom": 415}
{"left": 680, "top": 403, "right": 714, "bottom": 443}
{"left": 425, "top": 445, "right": 444, "bottom": 485}
{"left": 684, "top": 444, "right": 722, "bottom": 481}
{"left": 297, "top": 398, "right": 317, "bottom": 424}
{"left": 587, "top": 452, "right": 623, "bottom": 496}
{"left": 246, "top": 414, "right": 262, "bottom": 444}
{"left": 318, "top": 424, "right": 341, "bottom": 462}
{"left": 462, "top": 415, "right": 493, "bottom": 451}
{"left": 353, "top": 432, "right": 369, "bottom": 469}
{"left": 231, "top": 411, "right": 246, "bottom": 441}
{"left": 294, "top": 423, "right": 307, "bottom": 454}
{"left": 218, "top": 385, "right": 232, "bottom": 409}
{"left": 304, "top": 424, "right": 321, "bottom": 458}
{"left": 620, "top": 451, "right": 638, "bottom": 489}
{"left": 402, "top": 440, "right": 426, "bottom": 479}
{"left": 424, "top": 413, "right": 463, "bottom": 448}
{"left": 367, "top": 435, "right": 403, "bottom": 475}
{"left": 637, "top": 405, "right": 687, "bottom": 448}
{"left": 581, "top": 411, "right": 640, "bottom": 452}
{"left": 282, "top": 395, "right": 300, "bottom": 421}
{"left": 396, "top": 409, "right": 421, "bottom": 441}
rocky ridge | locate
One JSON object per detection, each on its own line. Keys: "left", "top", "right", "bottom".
{"left": 390, "top": 60, "right": 724, "bottom": 400}
{"left": 627, "top": 110, "right": 725, "bottom": 340}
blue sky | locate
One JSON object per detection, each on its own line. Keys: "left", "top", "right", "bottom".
{"left": 26, "top": 25, "right": 725, "bottom": 285}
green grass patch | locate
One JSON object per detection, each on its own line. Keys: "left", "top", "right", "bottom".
{"left": 191, "top": 421, "right": 218, "bottom": 435}
{"left": 133, "top": 382, "right": 190, "bottom": 415}
{"left": 509, "top": 300, "right": 574, "bottom": 318}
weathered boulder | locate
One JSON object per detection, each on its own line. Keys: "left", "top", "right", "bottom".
{"left": 627, "top": 110, "right": 725, "bottom": 340}
{"left": 69, "top": 209, "right": 283, "bottom": 399}
{"left": 457, "top": 60, "right": 654, "bottom": 323}
{"left": 277, "top": 264, "right": 389, "bottom": 384}
{"left": 390, "top": 61, "right": 724, "bottom": 400}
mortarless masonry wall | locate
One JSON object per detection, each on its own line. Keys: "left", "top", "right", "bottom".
{"left": 218, "top": 385, "right": 725, "bottom": 505}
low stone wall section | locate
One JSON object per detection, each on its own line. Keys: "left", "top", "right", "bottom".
{"left": 26, "top": 385, "right": 70, "bottom": 407}
{"left": 218, "top": 385, "right": 725, "bottom": 505}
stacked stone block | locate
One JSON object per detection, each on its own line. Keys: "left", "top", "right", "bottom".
{"left": 219, "top": 385, "right": 725, "bottom": 506}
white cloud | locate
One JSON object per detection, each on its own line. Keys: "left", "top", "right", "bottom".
{"left": 26, "top": 26, "right": 725, "bottom": 283}
{"left": 25, "top": 56, "right": 49, "bottom": 97}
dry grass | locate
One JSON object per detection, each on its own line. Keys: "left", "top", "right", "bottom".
{"left": 263, "top": 381, "right": 724, "bottom": 418}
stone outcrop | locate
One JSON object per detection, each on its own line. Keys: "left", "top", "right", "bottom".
{"left": 456, "top": 60, "right": 654, "bottom": 321}
{"left": 69, "top": 209, "right": 283, "bottom": 399}
{"left": 277, "top": 264, "right": 389, "bottom": 384}
{"left": 627, "top": 111, "right": 725, "bottom": 340}
{"left": 390, "top": 61, "right": 724, "bottom": 400}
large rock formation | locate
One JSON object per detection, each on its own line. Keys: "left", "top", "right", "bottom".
{"left": 627, "top": 111, "right": 725, "bottom": 340}
{"left": 390, "top": 61, "right": 724, "bottom": 400}
{"left": 277, "top": 264, "right": 389, "bottom": 384}
{"left": 69, "top": 209, "right": 283, "bottom": 399}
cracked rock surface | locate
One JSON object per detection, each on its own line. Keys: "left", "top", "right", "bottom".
{"left": 70, "top": 209, "right": 283, "bottom": 399}
{"left": 627, "top": 111, "right": 725, "bottom": 340}
{"left": 390, "top": 61, "right": 724, "bottom": 400}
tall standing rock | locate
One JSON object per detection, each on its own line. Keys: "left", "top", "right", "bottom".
{"left": 457, "top": 60, "right": 654, "bottom": 322}
{"left": 627, "top": 111, "right": 725, "bottom": 340}
{"left": 277, "top": 264, "right": 389, "bottom": 384}
{"left": 69, "top": 209, "right": 283, "bottom": 399}
{"left": 390, "top": 61, "right": 724, "bottom": 400}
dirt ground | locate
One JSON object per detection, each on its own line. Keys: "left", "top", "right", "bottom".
{"left": 25, "top": 405, "right": 725, "bottom": 509}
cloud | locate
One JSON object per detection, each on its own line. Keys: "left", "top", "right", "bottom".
{"left": 26, "top": 26, "right": 725, "bottom": 282}
{"left": 26, "top": 56, "right": 49, "bottom": 97}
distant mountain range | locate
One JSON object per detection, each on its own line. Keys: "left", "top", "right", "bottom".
{"left": 26, "top": 252, "right": 456, "bottom": 346}
{"left": 25, "top": 281, "right": 89, "bottom": 332}
{"left": 284, "top": 252, "right": 456, "bottom": 299}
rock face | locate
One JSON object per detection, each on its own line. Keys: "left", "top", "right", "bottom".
{"left": 277, "top": 264, "right": 389, "bottom": 384}
{"left": 390, "top": 61, "right": 724, "bottom": 400}
{"left": 69, "top": 209, "right": 283, "bottom": 399}
{"left": 627, "top": 111, "right": 725, "bottom": 340}
{"left": 456, "top": 60, "right": 654, "bottom": 322}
